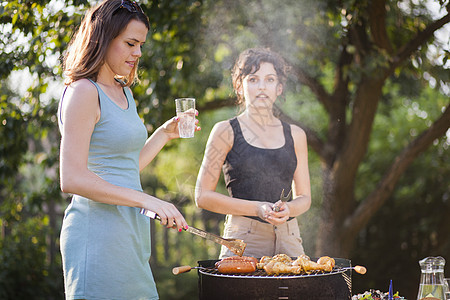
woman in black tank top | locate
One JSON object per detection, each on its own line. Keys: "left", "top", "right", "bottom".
{"left": 196, "top": 48, "right": 311, "bottom": 258}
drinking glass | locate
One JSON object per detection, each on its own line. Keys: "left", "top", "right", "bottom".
{"left": 175, "top": 98, "right": 195, "bottom": 138}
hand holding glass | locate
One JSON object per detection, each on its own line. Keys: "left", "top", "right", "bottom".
{"left": 175, "top": 98, "right": 196, "bottom": 138}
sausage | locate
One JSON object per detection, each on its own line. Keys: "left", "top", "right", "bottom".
{"left": 219, "top": 256, "right": 258, "bottom": 264}
{"left": 217, "top": 259, "right": 256, "bottom": 274}
{"left": 214, "top": 256, "right": 257, "bottom": 269}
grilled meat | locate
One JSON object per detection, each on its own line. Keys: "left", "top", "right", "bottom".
{"left": 259, "top": 254, "right": 336, "bottom": 275}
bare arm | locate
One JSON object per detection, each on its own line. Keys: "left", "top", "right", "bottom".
{"left": 138, "top": 117, "right": 177, "bottom": 171}
{"left": 139, "top": 112, "right": 200, "bottom": 171}
{"left": 289, "top": 124, "right": 312, "bottom": 215}
{"left": 59, "top": 80, "right": 187, "bottom": 230}
{"left": 267, "top": 124, "right": 312, "bottom": 224}
{"left": 195, "top": 121, "right": 270, "bottom": 218}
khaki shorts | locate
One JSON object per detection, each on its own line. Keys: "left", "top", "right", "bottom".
{"left": 219, "top": 215, "right": 305, "bottom": 259}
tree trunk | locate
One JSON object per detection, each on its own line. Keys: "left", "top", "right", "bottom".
{"left": 315, "top": 102, "right": 450, "bottom": 258}
{"left": 315, "top": 75, "right": 385, "bottom": 257}
{"left": 309, "top": 3, "right": 450, "bottom": 258}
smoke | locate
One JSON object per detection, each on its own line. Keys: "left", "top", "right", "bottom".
{"left": 194, "top": 0, "right": 335, "bottom": 255}
{"left": 195, "top": 0, "right": 338, "bottom": 117}
{"left": 201, "top": 0, "right": 331, "bottom": 66}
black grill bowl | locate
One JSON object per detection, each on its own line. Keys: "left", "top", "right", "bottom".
{"left": 197, "top": 258, "right": 352, "bottom": 300}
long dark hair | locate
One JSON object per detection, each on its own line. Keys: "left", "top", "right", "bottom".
{"left": 63, "top": 0, "right": 149, "bottom": 87}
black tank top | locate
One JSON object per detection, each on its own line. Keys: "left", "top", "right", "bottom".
{"left": 223, "top": 117, "right": 297, "bottom": 222}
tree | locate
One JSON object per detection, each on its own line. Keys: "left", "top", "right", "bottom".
{"left": 191, "top": 0, "right": 450, "bottom": 258}
{"left": 0, "top": 0, "right": 207, "bottom": 298}
{"left": 1, "top": 0, "right": 449, "bottom": 298}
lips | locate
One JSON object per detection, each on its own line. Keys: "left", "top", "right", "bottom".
{"left": 256, "top": 93, "right": 268, "bottom": 99}
{"left": 126, "top": 61, "right": 136, "bottom": 68}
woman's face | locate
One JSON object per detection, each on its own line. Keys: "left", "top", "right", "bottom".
{"left": 103, "top": 19, "right": 148, "bottom": 77}
{"left": 241, "top": 62, "right": 283, "bottom": 110}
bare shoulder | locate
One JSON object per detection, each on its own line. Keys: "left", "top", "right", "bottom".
{"left": 65, "top": 79, "right": 98, "bottom": 101}
{"left": 60, "top": 79, "right": 100, "bottom": 122}
{"left": 212, "top": 120, "right": 232, "bottom": 133}
{"left": 290, "top": 124, "right": 307, "bottom": 145}
{"left": 207, "top": 120, "right": 234, "bottom": 149}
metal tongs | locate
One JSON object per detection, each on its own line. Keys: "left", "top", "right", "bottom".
{"left": 140, "top": 208, "right": 247, "bottom": 256}
{"left": 273, "top": 188, "right": 291, "bottom": 212}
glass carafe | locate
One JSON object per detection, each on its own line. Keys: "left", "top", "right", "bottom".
{"left": 417, "top": 256, "right": 446, "bottom": 300}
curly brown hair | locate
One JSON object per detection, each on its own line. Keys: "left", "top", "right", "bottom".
{"left": 62, "top": 0, "right": 149, "bottom": 87}
{"left": 231, "top": 47, "right": 289, "bottom": 106}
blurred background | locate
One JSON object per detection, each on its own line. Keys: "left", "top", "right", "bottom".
{"left": 0, "top": 0, "right": 449, "bottom": 299}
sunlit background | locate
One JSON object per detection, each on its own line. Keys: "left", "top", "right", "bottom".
{"left": 1, "top": 0, "right": 449, "bottom": 299}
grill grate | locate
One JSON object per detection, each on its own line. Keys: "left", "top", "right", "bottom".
{"left": 199, "top": 267, "right": 349, "bottom": 279}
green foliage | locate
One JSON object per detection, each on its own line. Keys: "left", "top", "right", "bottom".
{"left": 352, "top": 79, "right": 450, "bottom": 300}
{"left": 136, "top": 1, "right": 217, "bottom": 129}
{"left": 356, "top": 80, "right": 448, "bottom": 200}
{"left": 0, "top": 216, "right": 63, "bottom": 300}
{"left": 352, "top": 134, "right": 450, "bottom": 299}
{"left": 153, "top": 264, "right": 199, "bottom": 300}
{"left": 1, "top": 1, "right": 86, "bottom": 298}
{"left": 0, "top": 98, "right": 27, "bottom": 180}
{"left": 0, "top": 0, "right": 448, "bottom": 299}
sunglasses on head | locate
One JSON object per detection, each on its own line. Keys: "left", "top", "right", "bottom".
{"left": 114, "top": 0, "right": 143, "bottom": 14}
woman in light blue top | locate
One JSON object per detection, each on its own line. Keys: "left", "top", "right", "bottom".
{"left": 58, "top": 1, "right": 199, "bottom": 299}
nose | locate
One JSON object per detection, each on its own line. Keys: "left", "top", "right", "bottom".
{"left": 258, "top": 80, "right": 266, "bottom": 90}
{"left": 133, "top": 47, "right": 142, "bottom": 58}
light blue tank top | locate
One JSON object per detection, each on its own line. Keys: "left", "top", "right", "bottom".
{"left": 59, "top": 80, "right": 158, "bottom": 300}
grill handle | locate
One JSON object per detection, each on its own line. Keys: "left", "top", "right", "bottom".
{"left": 342, "top": 265, "right": 367, "bottom": 274}
{"left": 172, "top": 265, "right": 207, "bottom": 275}
{"left": 173, "top": 265, "right": 193, "bottom": 275}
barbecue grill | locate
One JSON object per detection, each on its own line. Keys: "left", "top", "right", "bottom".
{"left": 197, "top": 258, "right": 352, "bottom": 300}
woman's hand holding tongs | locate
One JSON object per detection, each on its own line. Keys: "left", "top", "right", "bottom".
{"left": 265, "top": 189, "right": 292, "bottom": 225}
{"left": 257, "top": 202, "right": 274, "bottom": 221}
{"left": 266, "top": 203, "right": 290, "bottom": 225}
